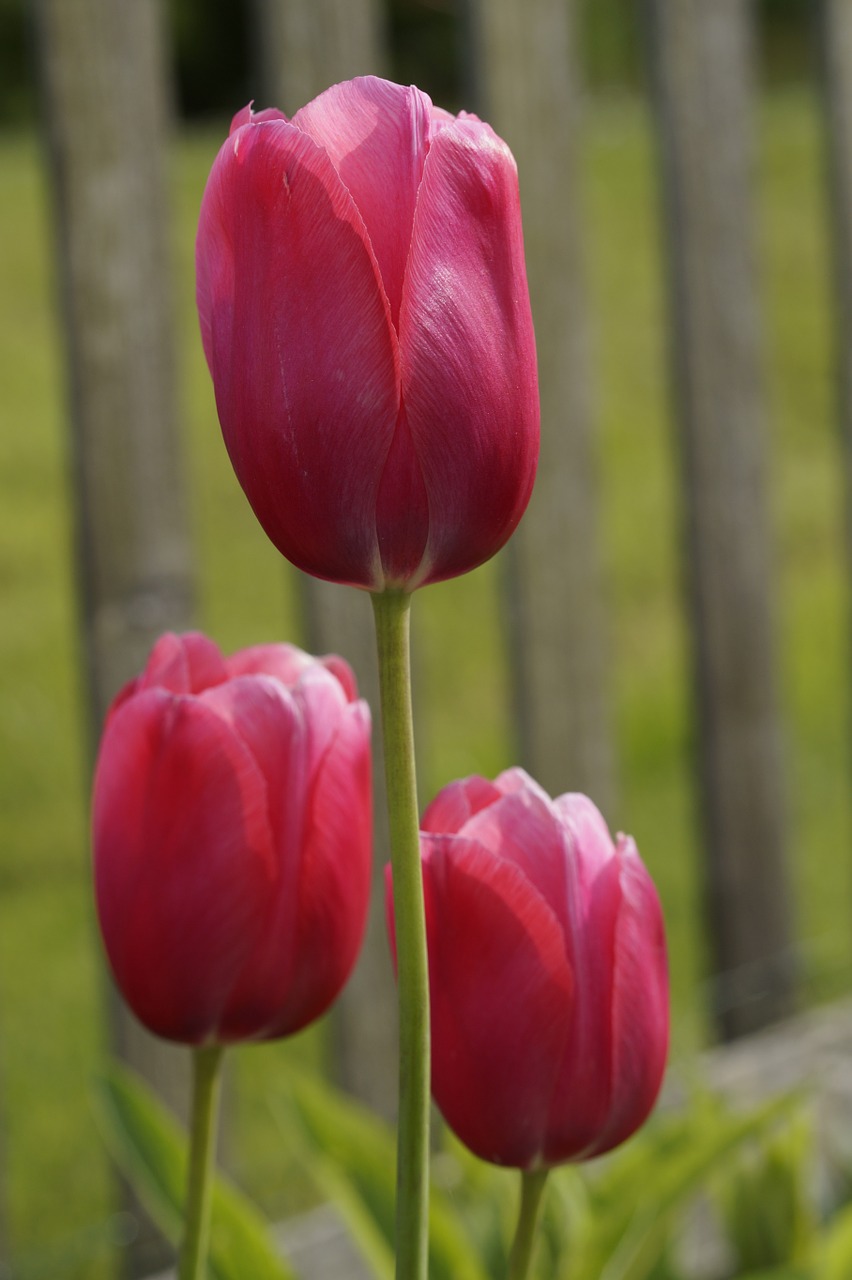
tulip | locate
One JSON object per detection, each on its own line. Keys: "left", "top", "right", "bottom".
{"left": 196, "top": 76, "right": 539, "bottom": 592}
{"left": 387, "top": 768, "right": 669, "bottom": 1169}
{"left": 93, "top": 631, "right": 372, "bottom": 1045}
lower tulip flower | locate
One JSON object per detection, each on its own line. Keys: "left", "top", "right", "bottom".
{"left": 387, "top": 768, "right": 669, "bottom": 1171}
{"left": 94, "top": 632, "right": 373, "bottom": 1278}
{"left": 92, "top": 630, "right": 372, "bottom": 1045}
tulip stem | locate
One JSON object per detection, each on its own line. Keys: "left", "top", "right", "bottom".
{"left": 372, "top": 589, "right": 430, "bottom": 1280}
{"left": 508, "top": 1168, "right": 550, "bottom": 1280}
{"left": 178, "top": 1044, "right": 224, "bottom": 1280}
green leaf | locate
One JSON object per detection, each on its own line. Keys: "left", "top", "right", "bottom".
{"left": 279, "top": 1068, "right": 398, "bottom": 1247}
{"left": 276, "top": 1069, "right": 490, "bottom": 1280}
{"left": 716, "top": 1109, "right": 816, "bottom": 1270}
{"left": 820, "top": 1199, "right": 852, "bottom": 1280}
{"left": 735, "top": 1270, "right": 811, "bottom": 1280}
{"left": 435, "top": 1134, "right": 521, "bottom": 1277}
{"left": 93, "top": 1061, "right": 296, "bottom": 1280}
{"left": 593, "top": 1092, "right": 800, "bottom": 1280}
{"left": 282, "top": 1123, "right": 396, "bottom": 1280}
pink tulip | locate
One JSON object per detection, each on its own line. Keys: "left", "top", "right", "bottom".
{"left": 93, "top": 632, "right": 372, "bottom": 1045}
{"left": 196, "top": 77, "right": 539, "bottom": 592}
{"left": 387, "top": 769, "right": 669, "bottom": 1168}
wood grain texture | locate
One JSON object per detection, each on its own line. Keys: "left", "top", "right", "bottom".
{"left": 644, "top": 0, "right": 795, "bottom": 1037}
{"left": 468, "top": 0, "right": 616, "bottom": 814}
{"left": 34, "top": 2, "right": 195, "bottom": 1271}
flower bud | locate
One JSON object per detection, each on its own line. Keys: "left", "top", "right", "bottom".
{"left": 387, "top": 768, "right": 669, "bottom": 1167}
{"left": 93, "top": 632, "right": 372, "bottom": 1045}
{"left": 196, "top": 77, "right": 539, "bottom": 592}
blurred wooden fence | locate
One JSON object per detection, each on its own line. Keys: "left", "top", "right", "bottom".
{"left": 29, "top": 0, "right": 850, "bottom": 1273}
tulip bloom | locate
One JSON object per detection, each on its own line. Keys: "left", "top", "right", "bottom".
{"left": 93, "top": 631, "right": 372, "bottom": 1045}
{"left": 388, "top": 769, "right": 669, "bottom": 1169}
{"left": 196, "top": 77, "right": 539, "bottom": 592}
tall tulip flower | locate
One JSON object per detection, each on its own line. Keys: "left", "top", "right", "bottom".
{"left": 93, "top": 631, "right": 372, "bottom": 1045}
{"left": 196, "top": 76, "right": 539, "bottom": 592}
{"left": 388, "top": 768, "right": 669, "bottom": 1169}
{"left": 196, "top": 77, "right": 539, "bottom": 1278}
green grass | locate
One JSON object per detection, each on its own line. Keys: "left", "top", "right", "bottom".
{"left": 0, "top": 88, "right": 850, "bottom": 1272}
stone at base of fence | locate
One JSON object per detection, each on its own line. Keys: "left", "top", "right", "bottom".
{"left": 143, "top": 997, "right": 852, "bottom": 1280}
{"left": 667, "top": 994, "right": 852, "bottom": 1159}
{"left": 665, "top": 996, "right": 852, "bottom": 1278}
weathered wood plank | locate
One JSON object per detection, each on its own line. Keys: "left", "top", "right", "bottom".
{"left": 643, "top": 0, "right": 795, "bottom": 1037}
{"left": 817, "top": 0, "right": 852, "bottom": 580}
{"left": 34, "top": 1, "right": 195, "bottom": 1271}
{"left": 249, "top": 0, "right": 385, "bottom": 114}
{"left": 467, "top": 0, "right": 615, "bottom": 812}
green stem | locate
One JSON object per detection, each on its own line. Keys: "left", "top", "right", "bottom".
{"left": 371, "top": 589, "right": 430, "bottom": 1280}
{"left": 507, "top": 1169, "right": 550, "bottom": 1280}
{"left": 178, "top": 1044, "right": 224, "bottom": 1280}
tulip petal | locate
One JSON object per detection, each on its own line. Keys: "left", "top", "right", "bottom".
{"left": 315, "top": 654, "right": 359, "bottom": 703}
{"left": 461, "top": 788, "right": 573, "bottom": 935}
{"left": 421, "top": 834, "right": 573, "bottom": 1168}
{"left": 199, "top": 675, "right": 312, "bottom": 1040}
{"left": 107, "top": 632, "right": 227, "bottom": 719}
{"left": 293, "top": 77, "right": 433, "bottom": 328}
{"left": 196, "top": 118, "right": 400, "bottom": 589}
{"left": 460, "top": 788, "right": 637, "bottom": 1163}
{"left": 399, "top": 117, "right": 539, "bottom": 587}
{"left": 220, "top": 640, "right": 319, "bottom": 691}
{"left": 230, "top": 104, "right": 287, "bottom": 133}
{"left": 293, "top": 666, "right": 353, "bottom": 779}
{"left": 420, "top": 773, "right": 503, "bottom": 835}
{"left": 263, "top": 697, "right": 373, "bottom": 1037}
{"left": 587, "top": 838, "right": 669, "bottom": 1157}
{"left": 200, "top": 675, "right": 307, "bottom": 882}
{"left": 429, "top": 105, "right": 457, "bottom": 134}
{"left": 138, "top": 631, "right": 228, "bottom": 696}
{"left": 374, "top": 403, "right": 430, "bottom": 585}
{"left": 493, "top": 766, "right": 545, "bottom": 799}
{"left": 541, "top": 847, "right": 623, "bottom": 1162}
{"left": 224, "top": 642, "right": 359, "bottom": 704}
{"left": 92, "top": 690, "right": 276, "bottom": 1043}
{"left": 225, "top": 642, "right": 319, "bottom": 688}
{"left": 542, "top": 830, "right": 663, "bottom": 1164}
{"left": 553, "top": 793, "right": 619, "bottom": 903}
{"left": 208, "top": 677, "right": 371, "bottom": 1039}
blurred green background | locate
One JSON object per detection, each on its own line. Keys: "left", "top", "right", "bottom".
{"left": 1, "top": 0, "right": 850, "bottom": 1275}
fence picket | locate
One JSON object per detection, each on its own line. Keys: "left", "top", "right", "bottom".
{"left": 34, "top": 0, "right": 196, "bottom": 1271}
{"left": 249, "top": 0, "right": 386, "bottom": 115}
{"left": 467, "top": 0, "right": 616, "bottom": 813}
{"left": 818, "top": 0, "right": 852, "bottom": 578}
{"left": 643, "top": 0, "right": 796, "bottom": 1037}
